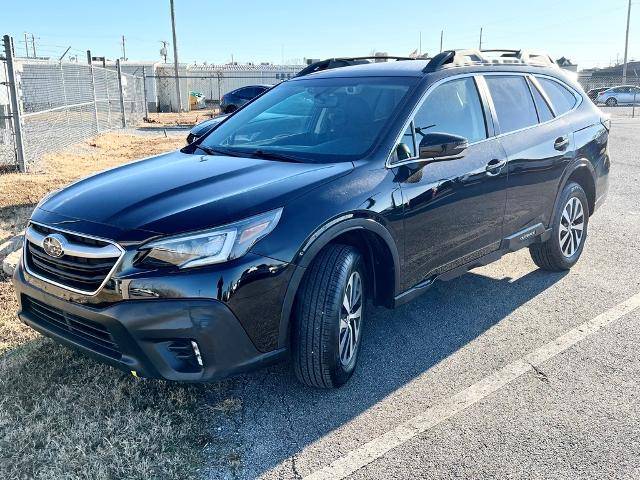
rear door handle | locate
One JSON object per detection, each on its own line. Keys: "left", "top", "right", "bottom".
{"left": 554, "top": 136, "right": 569, "bottom": 151}
{"left": 485, "top": 158, "right": 506, "bottom": 176}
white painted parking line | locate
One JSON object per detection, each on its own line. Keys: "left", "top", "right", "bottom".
{"left": 304, "top": 292, "right": 640, "bottom": 480}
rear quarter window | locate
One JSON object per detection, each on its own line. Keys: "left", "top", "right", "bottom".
{"left": 536, "top": 77, "right": 578, "bottom": 115}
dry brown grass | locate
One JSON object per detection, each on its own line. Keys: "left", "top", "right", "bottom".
{"left": 0, "top": 133, "right": 185, "bottom": 210}
{"left": 143, "top": 108, "right": 219, "bottom": 127}
{"left": 0, "top": 280, "right": 36, "bottom": 354}
{"left": 0, "top": 339, "right": 217, "bottom": 480}
{"left": 0, "top": 131, "right": 239, "bottom": 479}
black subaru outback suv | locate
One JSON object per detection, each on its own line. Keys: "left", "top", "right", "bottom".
{"left": 13, "top": 50, "right": 610, "bottom": 388}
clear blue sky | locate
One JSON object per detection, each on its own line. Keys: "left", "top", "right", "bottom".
{"left": 1, "top": 0, "right": 637, "bottom": 69}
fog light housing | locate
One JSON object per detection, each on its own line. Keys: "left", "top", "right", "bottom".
{"left": 164, "top": 339, "right": 204, "bottom": 373}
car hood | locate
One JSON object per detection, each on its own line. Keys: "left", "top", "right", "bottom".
{"left": 39, "top": 150, "right": 353, "bottom": 235}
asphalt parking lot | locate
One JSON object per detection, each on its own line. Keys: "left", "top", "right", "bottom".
{"left": 202, "top": 114, "right": 640, "bottom": 479}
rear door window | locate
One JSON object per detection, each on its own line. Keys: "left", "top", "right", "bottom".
{"left": 536, "top": 77, "right": 578, "bottom": 115}
{"left": 485, "top": 76, "right": 538, "bottom": 134}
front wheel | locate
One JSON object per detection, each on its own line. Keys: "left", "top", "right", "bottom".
{"left": 292, "top": 244, "right": 365, "bottom": 388}
{"left": 529, "top": 182, "right": 589, "bottom": 271}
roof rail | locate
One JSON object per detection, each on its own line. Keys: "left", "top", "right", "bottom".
{"left": 481, "top": 49, "right": 557, "bottom": 67}
{"left": 422, "top": 49, "right": 489, "bottom": 72}
{"left": 296, "top": 56, "right": 418, "bottom": 77}
{"left": 423, "top": 48, "right": 558, "bottom": 72}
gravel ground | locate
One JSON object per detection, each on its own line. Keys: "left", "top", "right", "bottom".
{"left": 203, "top": 118, "right": 640, "bottom": 479}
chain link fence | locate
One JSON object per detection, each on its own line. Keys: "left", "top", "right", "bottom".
{"left": 577, "top": 75, "right": 640, "bottom": 118}
{"left": 578, "top": 75, "right": 640, "bottom": 92}
{"left": 19, "top": 62, "right": 146, "bottom": 169}
{"left": 1, "top": 35, "right": 147, "bottom": 171}
{"left": 149, "top": 64, "right": 301, "bottom": 112}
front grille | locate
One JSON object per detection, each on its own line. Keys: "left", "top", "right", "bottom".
{"left": 24, "top": 223, "right": 121, "bottom": 294}
{"left": 22, "top": 295, "right": 122, "bottom": 359}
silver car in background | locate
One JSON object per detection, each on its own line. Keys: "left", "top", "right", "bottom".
{"left": 596, "top": 85, "right": 640, "bottom": 106}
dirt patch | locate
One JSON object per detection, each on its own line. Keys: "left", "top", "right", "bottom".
{"left": 143, "top": 108, "right": 220, "bottom": 127}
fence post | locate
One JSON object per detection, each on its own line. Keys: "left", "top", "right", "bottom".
{"left": 104, "top": 68, "right": 112, "bottom": 127}
{"left": 87, "top": 51, "right": 99, "bottom": 133}
{"left": 217, "top": 71, "right": 222, "bottom": 111}
{"left": 116, "top": 59, "right": 126, "bottom": 128}
{"left": 3, "top": 35, "right": 26, "bottom": 172}
{"left": 59, "top": 63, "right": 71, "bottom": 127}
{"left": 142, "top": 66, "right": 149, "bottom": 120}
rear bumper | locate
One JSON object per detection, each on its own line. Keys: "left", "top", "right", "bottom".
{"left": 13, "top": 266, "right": 286, "bottom": 381}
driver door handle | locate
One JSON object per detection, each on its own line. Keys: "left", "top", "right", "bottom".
{"left": 485, "top": 158, "right": 506, "bottom": 176}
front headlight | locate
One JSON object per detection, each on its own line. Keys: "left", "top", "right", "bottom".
{"left": 139, "top": 208, "right": 282, "bottom": 269}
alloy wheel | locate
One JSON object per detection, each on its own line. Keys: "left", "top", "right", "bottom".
{"left": 339, "top": 271, "right": 363, "bottom": 366}
{"left": 559, "top": 197, "right": 585, "bottom": 258}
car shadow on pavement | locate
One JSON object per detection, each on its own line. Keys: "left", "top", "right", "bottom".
{"left": 208, "top": 266, "right": 567, "bottom": 479}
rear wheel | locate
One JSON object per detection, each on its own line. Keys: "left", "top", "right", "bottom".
{"left": 292, "top": 244, "right": 365, "bottom": 388}
{"left": 606, "top": 97, "right": 617, "bottom": 107}
{"left": 529, "top": 182, "right": 589, "bottom": 271}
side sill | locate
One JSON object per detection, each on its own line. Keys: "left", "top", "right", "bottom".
{"left": 393, "top": 224, "right": 552, "bottom": 308}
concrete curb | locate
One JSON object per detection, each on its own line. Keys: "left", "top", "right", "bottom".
{"left": 0, "top": 232, "right": 23, "bottom": 262}
{"left": 2, "top": 247, "right": 21, "bottom": 276}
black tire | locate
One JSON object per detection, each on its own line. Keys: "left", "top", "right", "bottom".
{"left": 224, "top": 105, "right": 237, "bottom": 114}
{"left": 529, "top": 182, "right": 589, "bottom": 271}
{"left": 292, "top": 244, "right": 366, "bottom": 389}
{"left": 606, "top": 97, "right": 617, "bottom": 107}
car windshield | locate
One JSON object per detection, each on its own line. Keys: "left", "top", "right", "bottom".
{"left": 198, "top": 76, "right": 417, "bottom": 162}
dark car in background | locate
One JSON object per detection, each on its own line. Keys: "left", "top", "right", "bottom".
{"left": 220, "top": 85, "right": 271, "bottom": 113}
{"left": 587, "top": 87, "right": 609, "bottom": 102}
{"left": 13, "top": 50, "right": 609, "bottom": 389}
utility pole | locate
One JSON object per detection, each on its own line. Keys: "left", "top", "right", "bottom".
{"left": 23, "top": 32, "right": 29, "bottom": 57}
{"left": 440, "top": 30, "right": 443, "bottom": 53}
{"left": 169, "top": 0, "right": 183, "bottom": 112}
{"left": 479, "top": 27, "right": 483, "bottom": 50}
{"left": 121, "top": 35, "right": 127, "bottom": 61}
{"left": 30, "top": 33, "right": 36, "bottom": 58}
{"left": 622, "top": 0, "right": 632, "bottom": 84}
{"left": 419, "top": 31, "right": 422, "bottom": 55}
{"left": 160, "top": 41, "right": 168, "bottom": 62}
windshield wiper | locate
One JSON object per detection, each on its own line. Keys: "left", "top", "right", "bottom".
{"left": 196, "top": 145, "right": 244, "bottom": 157}
{"left": 248, "top": 149, "right": 304, "bottom": 163}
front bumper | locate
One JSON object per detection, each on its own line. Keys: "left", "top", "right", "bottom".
{"left": 13, "top": 265, "right": 286, "bottom": 381}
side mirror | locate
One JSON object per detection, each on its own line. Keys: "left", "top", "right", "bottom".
{"left": 418, "top": 132, "right": 468, "bottom": 161}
